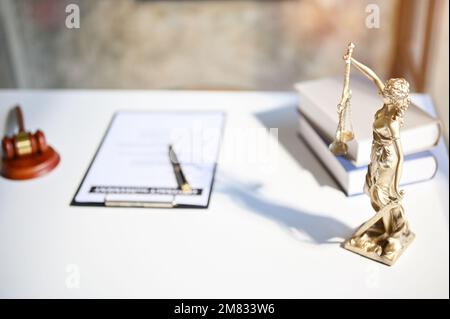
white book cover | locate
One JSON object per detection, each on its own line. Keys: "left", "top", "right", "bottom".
{"left": 295, "top": 76, "right": 441, "bottom": 166}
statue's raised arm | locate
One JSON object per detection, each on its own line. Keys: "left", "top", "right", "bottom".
{"left": 349, "top": 57, "right": 385, "bottom": 93}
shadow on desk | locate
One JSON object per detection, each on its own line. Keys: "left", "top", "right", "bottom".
{"left": 254, "top": 104, "right": 340, "bottom": 192}
{"left": 216, "top": 174, "right": 352, "bottom": 245}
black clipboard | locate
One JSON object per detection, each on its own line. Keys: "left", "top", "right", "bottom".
{"left": 71, "top": 111, "right": 225, "bottom": 209}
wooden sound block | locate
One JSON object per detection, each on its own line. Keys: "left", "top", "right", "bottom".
{"left": 1, "top": 146, "right": 60, "bottom": 180}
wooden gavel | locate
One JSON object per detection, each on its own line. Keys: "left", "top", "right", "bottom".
{"left": 1, "top": 106, "right": 60, "bottom": 180}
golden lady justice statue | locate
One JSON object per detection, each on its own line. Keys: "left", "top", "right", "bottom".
{"left": 330, "top": 43, "right": 415, "bottom": 266}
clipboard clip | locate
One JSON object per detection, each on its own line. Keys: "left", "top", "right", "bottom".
{"left": 104, "top": 195, "right": 177, "bottom": 208}
{"left": 93, "top": 186, "right": 203, "bottom": 208}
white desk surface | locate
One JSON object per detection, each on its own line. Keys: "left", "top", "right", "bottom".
{"left": 0, "top": 90, "right": 448, "bottom": 298}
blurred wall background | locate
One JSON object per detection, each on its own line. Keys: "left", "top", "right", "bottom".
{"left": 427, "top": 0, "right": 449, "bottom": 144}
{"left": 0, "top": 0, "right": 397, "bottom": 89}
{"left": 0, "top": 0, "right": 448, "bottom": 141}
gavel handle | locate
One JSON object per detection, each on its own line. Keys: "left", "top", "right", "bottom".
{"left": 15, "top": 105, "right": 26, "bottom": 133}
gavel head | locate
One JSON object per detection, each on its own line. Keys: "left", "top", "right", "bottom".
{"left": 2, "top": 130, "right": 48, "bottom": 160}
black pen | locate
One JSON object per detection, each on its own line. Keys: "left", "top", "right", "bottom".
{"left": 168, "top": 145, "right": 192, "bottom": 194}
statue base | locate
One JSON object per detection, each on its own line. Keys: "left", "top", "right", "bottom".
{"left": 343, "top": 231, "right": 415, "bottom": 266}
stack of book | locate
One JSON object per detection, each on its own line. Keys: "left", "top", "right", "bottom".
{"left": 295, "top": 76, "right": 441, "bottom": 196}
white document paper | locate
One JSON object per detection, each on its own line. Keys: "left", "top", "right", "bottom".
{"left": 73, "top": 111, "right": 225, "bottom": 208}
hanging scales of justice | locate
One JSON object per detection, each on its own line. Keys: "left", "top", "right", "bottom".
{"left": 329, "top": 43, "right": 415, "bottom": 266}
{"left": 329, "top": 42, "right": 355, "bottom": 156}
